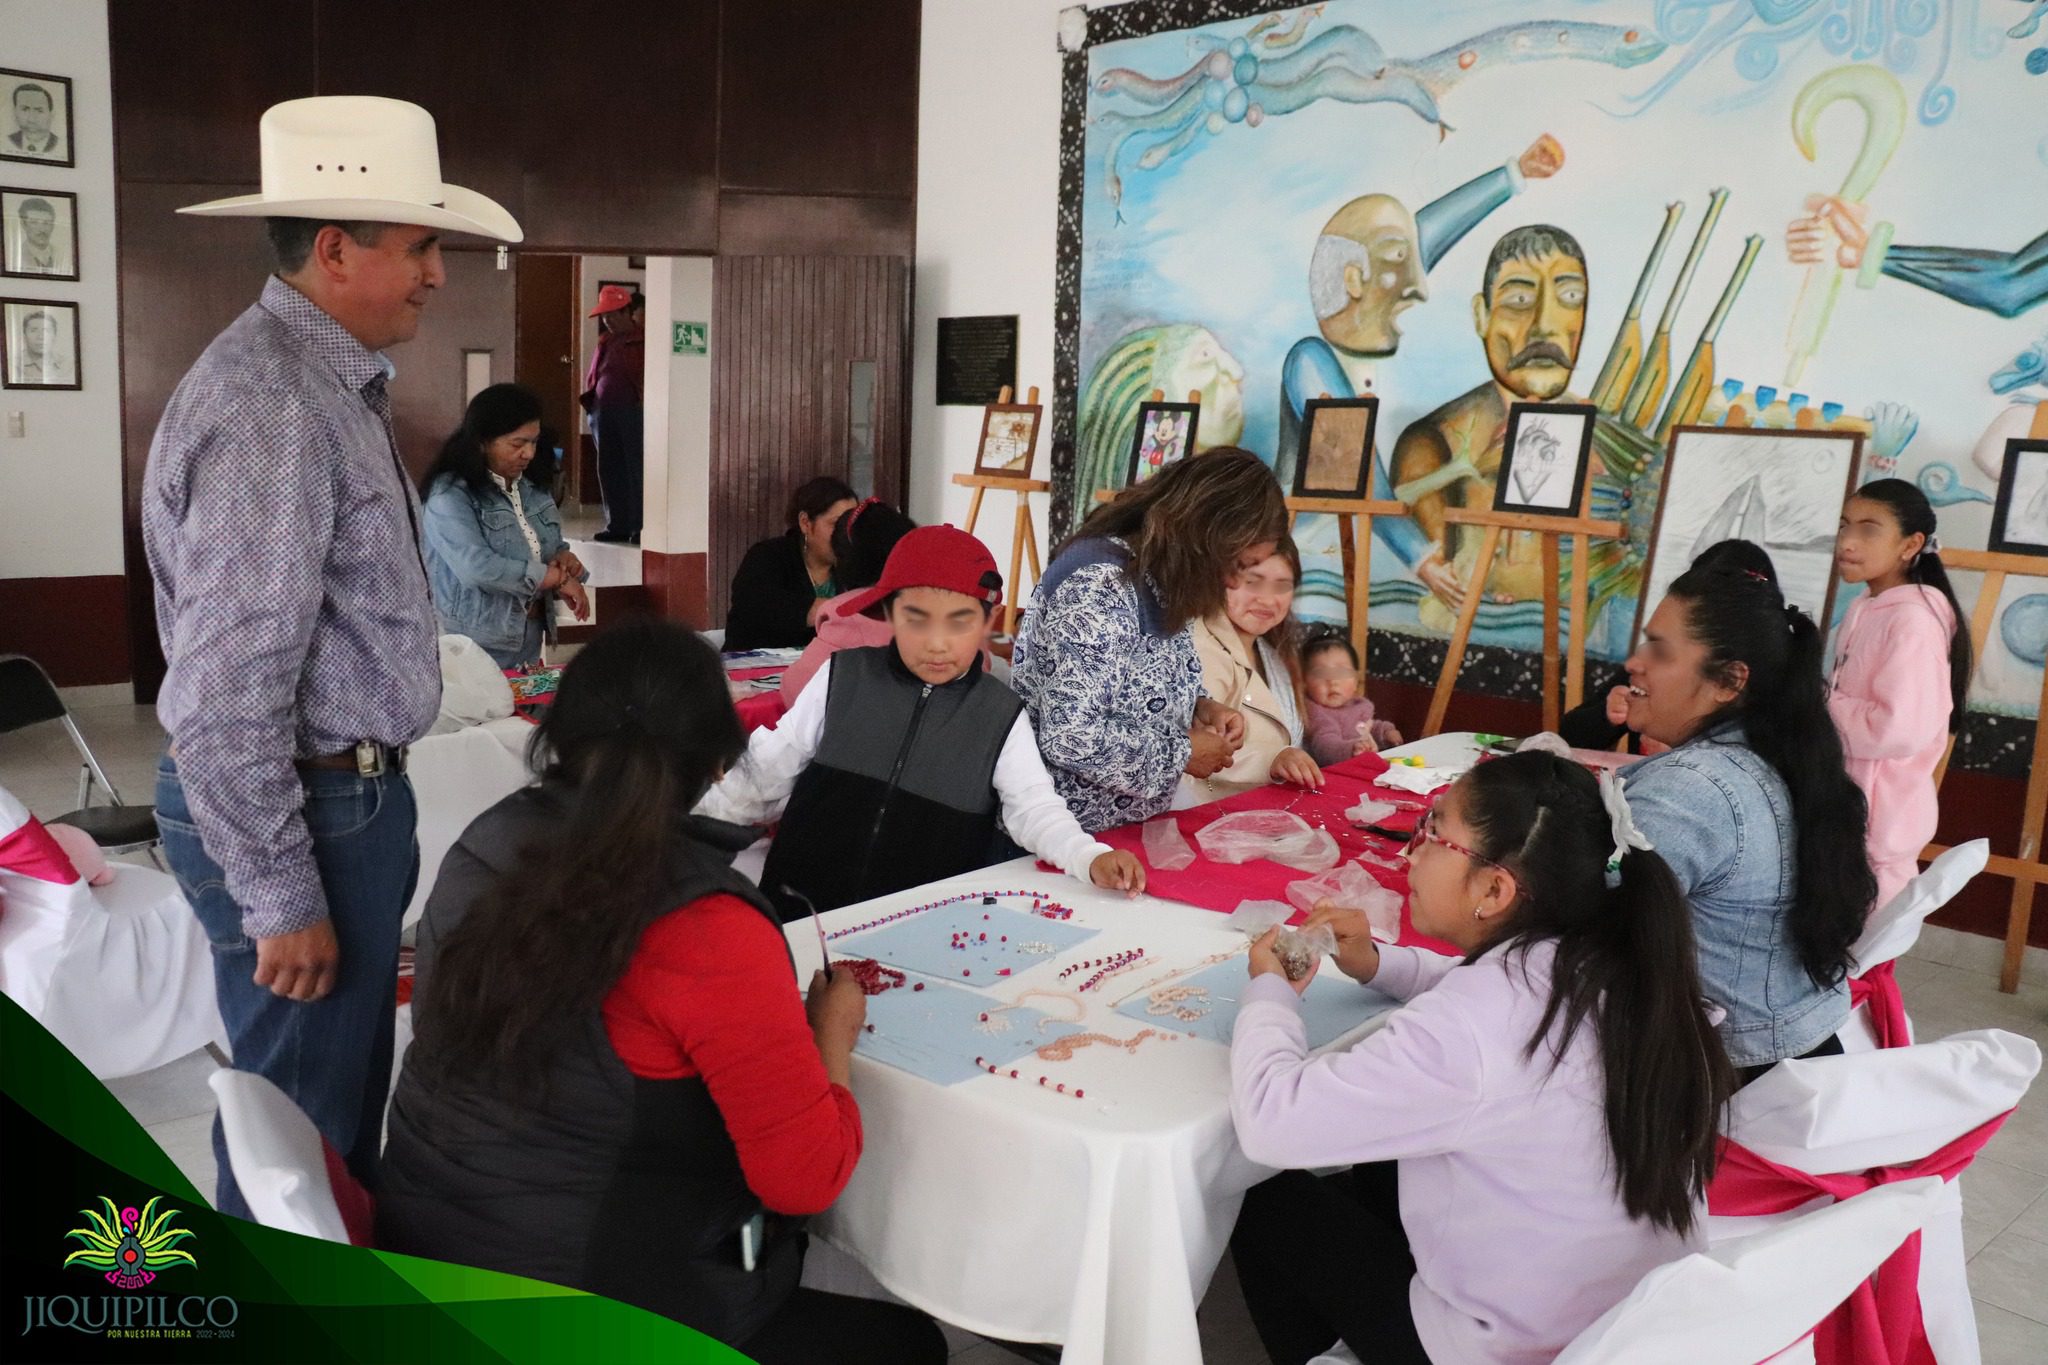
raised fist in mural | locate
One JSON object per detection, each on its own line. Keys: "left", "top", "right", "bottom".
{"left": 1785, "top": 194, "right": 1871, "bottom": 268}
{"left": 1517, "top": 134, "right": 1565, "bottom": 181}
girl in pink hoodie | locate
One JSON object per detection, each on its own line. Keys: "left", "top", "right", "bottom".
{"left": 1830, "top": 480, "right": 1972, "bottom": 913}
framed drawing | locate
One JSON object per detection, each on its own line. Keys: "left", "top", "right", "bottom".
{"left": 1988, "top": 438, "right": 2048, "bottom": 558}
{"left": 973, "top": 400, "right": 1044, "bottom": 478}
{"left": 0, "top": 69, "right": 72, "bottom": 168}
{"left": 1, "top": 296, "right": 79, "bottom": 389}
{"left": 1636, "top": 425, "right": 1864, "bottom": 640}
{"left": 1494, "top": 402, "right": 1595, "bottom": 517}
{"left": 1292, "top": 397, "right": 1379, "bottom": 498}
{"left": 1126, "top": 401, "right": 1199, "bottom": 486}
{"left": 1, "top": 187, "right": 77, "bottom": 280}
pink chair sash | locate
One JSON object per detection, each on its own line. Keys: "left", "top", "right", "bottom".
{"left": 1848, "top": 961, "right": 1910, "bottom": 1049}
{"left": 0, "top": 815, "right": 82, "bottom": 886}
{"left": 1709, "top": 1109, "right": 2014, "bottom": 1365}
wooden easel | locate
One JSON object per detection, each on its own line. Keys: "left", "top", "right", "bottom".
{"left": 1285, "top": 393, "right": 1405, "bottom": 668}
{"left": 1423, "top": 461, "right": 1623, "bottom": 738}
{"left": 952, "top": 385, "right": 1049, "bottom": 637}
{"left": 1093, "top": 389, "right": 1202, "bottom": 504}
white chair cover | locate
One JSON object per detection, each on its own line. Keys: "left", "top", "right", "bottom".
{"left": 427, "top": 633, "right": 517, "bottom": 736}
{"left": 403, "top": 719, "right": 534, "bottom": 928}
{"left": 1851, "top": 839, "right": 1989, "bottom": 975}
{"left": 1, "top": 785, "right": 226, "bottom": 1078}
{"left": 209, "top": 1069, "right": 351, "bottom": 1244}
{"left": 1711, "top": 1030, "right": 2041, "bottom": 1365}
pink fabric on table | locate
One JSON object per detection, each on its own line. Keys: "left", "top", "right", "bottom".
{"left": 1081, "top": 753, "right": 1459, "bottom": 954}
{"left": 727, "top": 665, "right": 783, "bottom": 683}
{"left": 1709, "top": 1109, "right": 2014, "bottom": 1365}
{"left": 735, "top": 691, "right": 787, "bottom": 734}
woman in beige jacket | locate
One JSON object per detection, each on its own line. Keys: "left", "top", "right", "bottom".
{"left": 1177, "top": 541, "right": 1324, "bottom": 807}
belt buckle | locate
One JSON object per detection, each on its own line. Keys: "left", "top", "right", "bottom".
{"left": 354, "top": 741, "right": 384, "bottom": 778}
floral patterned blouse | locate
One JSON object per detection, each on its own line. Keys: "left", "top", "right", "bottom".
{"left": 1012, "top": 537, "right": 1203, "bottom": 833}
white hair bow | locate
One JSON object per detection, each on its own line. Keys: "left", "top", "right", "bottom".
{"left": 1597, "top": 768, "right": 1654, "bottom": 886}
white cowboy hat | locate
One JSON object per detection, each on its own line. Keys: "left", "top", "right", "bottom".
{"left": 179, "top": 96, "right": 522, "bottom": 243}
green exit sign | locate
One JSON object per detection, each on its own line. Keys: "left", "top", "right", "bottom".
{"left": 673, "top": 321, "right": 708, "bottom": 355}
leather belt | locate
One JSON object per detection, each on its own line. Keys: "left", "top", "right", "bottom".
{"left": 295, "top": 742, "right": 408, "bottom": 777}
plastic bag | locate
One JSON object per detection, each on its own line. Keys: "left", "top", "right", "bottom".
{"left": 1272, "top": 923, "right": 1337, "bottom": 981}
{"left": 1285, "top": 861, "right": 1404, "bottom": 943}
{"left": 1346, "top": 798, "right": 1398, "bottom": 826}
{"left": 430, "top": 634, "right": 516, "bottom": 736}
{"left": 1142, "top": 816, "right": 1197, "bottom": 872}
{"left": 1224, "top": 899, "right": 1296, "bottom": 937}
{"left": 1195, "top": 810, "right": 1340, "bottom": 872}
{"left": 1517, "top": 731, "right": 1572, "bottom": 757}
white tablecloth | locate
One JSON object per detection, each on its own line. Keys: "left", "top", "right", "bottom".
{"left": 1378, "top": 730, "right": 1491, "bottom": 771}
{"left": 785, "top": 858, "right": 1399, "bottom": 1364}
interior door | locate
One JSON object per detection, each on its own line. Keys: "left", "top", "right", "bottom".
{"left": 514, "top": 252, "right": 579, "bottom": 502}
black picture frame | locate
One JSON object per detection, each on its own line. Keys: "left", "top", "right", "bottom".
{"left": 0, "top": 68, "right": 75, "bottom": 169}
{"left": 1125, "top": 401, "right": 1199, "bottom": 486}
{"left": 1493, "top": 402, "right": 1597, "bottom": 518}
{"left": 1, "top": 185, "right": 78, "bottom": 281}
{"left": 1988, "top": 438, "right": 2048, "bottom": 558}
{"left": 1291, "top": 396, "right": 1379, "bottom": 498}
{"left": 1, "top": 296, "right": 81, "bottom": 390}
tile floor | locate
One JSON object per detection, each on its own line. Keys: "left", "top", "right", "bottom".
{"left": 7, "top": 694, "right": 2048, "bottom": 1362}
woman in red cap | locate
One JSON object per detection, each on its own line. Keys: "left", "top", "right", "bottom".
{"left": 580, "top": 285, "right": 645, "bottom": 544}
{"left": 700, "top": 524, "right": 1146, "bottom": 918}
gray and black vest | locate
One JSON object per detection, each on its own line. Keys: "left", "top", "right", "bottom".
{"left": 763, "top": 645, "right": 1024, "bottom": 919}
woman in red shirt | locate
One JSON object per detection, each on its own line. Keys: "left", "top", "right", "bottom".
{"left": 379, "top": 619, "right": 945, "bottom": 1364}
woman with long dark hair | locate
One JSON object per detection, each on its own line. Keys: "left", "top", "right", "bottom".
{"left": 1619, "top": 561, "right": 1876, "bottom": 1075}
{"left": 1012, "top": 447, "right": 1288, "bottom": 832}
{"left": 419, "top": 382, "right": 588, "bottom": 667}
{"left": 1229, "top": 751, "right": 1733, "bottom": 1364}
{"left": 724, "top": 476, "right": 861, "bottom": 650}
{"left": 1831, "top": 478, "right": 1973, "bottom": 910}
{"left": 378, "top": 620, "right": 944, "bottom": 1364}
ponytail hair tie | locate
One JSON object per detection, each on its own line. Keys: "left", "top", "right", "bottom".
{"left": 1922, "top": 534, "right": 1943, "bottom": 558}
{"left": 1597, "top": 769, "right": 1654, "bottom": 888}
{"left": 1740, "top": 569, "right": 1770, "bottom": 584}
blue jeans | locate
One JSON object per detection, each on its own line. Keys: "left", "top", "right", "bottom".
{"left": 155, "top": 754, "right": 418, "bottom": 1220}
{"left": 594, "top": 403, "right": 644, "bottom": 536}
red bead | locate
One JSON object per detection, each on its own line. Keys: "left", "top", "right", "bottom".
{"left": 1038, "top": 1076, "right": 1047, "bottom": 1086}
{"left": 1056, "top": 1083, "right": 1065, "bottom": 1093}
{"left": 913, "top": 983, "right": 924, "bottom": 991}
{"left": 963, "top": 970, "right": 971, "bottom": 977}
{"left": 998, "top": 968, "right": 1011, "bottom": 976}
{"left": 1009, "top": 1069, "right": 1018, "bottom": 1078}
{"left": 1075, "top": 1089, "right": 1085, "bottom": 1099}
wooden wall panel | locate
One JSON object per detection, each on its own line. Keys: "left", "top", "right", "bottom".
{"left": 108, "top": 0, "right": 315, "bottom": 183}
{"left": 708, "top": 255, "right": 908, "bottom": 625}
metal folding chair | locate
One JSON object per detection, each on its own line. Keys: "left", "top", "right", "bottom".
{"left": 0, "top": 653, "right": 162, "bottom": 862}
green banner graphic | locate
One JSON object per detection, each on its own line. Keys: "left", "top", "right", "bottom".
{"left": 0, "top": 995, "right": 749, "bottom": 1364}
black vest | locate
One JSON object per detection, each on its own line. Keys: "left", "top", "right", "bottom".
{"left": 762, "top": 646, "right": 1024, "bottom": 918}
{"left": 377, "top": 787, "right": 800, "bottom": 1345}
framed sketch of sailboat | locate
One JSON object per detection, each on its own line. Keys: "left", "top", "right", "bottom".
{"left": 1634, "top": 425, "right": 1865, "bottom": 644}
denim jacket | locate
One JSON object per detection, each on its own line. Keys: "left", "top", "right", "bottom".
{"left": 422, "top": 474, "right": 570, "bottom": 658}
{"left": 1622, "top": 725, "right": 1850, "bottom": 1068}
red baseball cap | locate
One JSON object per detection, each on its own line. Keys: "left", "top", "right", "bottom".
{"left": 838, "top": 525, "right": 1003, "bottom": 619}
{"left": 588, "top": 283, "right": 637, "bottom": 317}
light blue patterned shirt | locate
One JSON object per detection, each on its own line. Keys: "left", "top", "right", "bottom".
{"left": 143, "top": 276, "right": 440, "bottom": 938}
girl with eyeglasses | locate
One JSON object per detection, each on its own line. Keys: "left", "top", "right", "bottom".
{"left": 1227, "top": 751, "right": 1733, "bottom": 1365}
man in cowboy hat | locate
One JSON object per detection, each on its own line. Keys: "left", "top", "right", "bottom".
{"left": 142, "top": 96, "right": 521, "bottom": 1218}
{"left": 581, "top": 284, "right": 646, "bottom": 544}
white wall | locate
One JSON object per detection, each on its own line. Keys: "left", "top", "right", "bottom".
{"left": 0, "top": 0, "right": 123, "bottom": 580}
{"left": 910, "top": 1, "right": 1100, "bottom": 591}
{"left": 640, "top": 255, "right": 712, "bottom": 557}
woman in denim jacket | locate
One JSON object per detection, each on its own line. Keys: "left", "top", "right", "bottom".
{"left": 421, "top": 384, "right": 589, "bottom": 668}
{"left": 1616, "top": 553, "right": 1875, "bottom": 1078}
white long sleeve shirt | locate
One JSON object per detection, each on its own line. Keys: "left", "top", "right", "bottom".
{"left": 698, "top": 657, "right": 1114, "bottom": 885}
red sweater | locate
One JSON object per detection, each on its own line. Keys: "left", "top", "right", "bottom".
{"left": 601, "top": 893, "right": 862, "bottom": 1216}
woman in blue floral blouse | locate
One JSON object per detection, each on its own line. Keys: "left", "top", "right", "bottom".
{"left": 1013, "top": 448, "right": 1288, "bottom": 833}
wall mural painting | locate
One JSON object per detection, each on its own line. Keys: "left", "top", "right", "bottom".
{"left": 1057, "top": 0, "right": 2048, "bottom": 774}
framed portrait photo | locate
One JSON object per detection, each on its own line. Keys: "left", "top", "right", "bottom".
{"left": 1494, "top": 402, "right": 1595, "bottom": 517}
{"left": 1, "top": 297, "right": 80, "bottom": 390}
{"left": 1126, "top": 401, "right": 1199, "bottom": 486}
{"left": 0, "top": 69, "right": 73, "bottom": 168}
{"left": 1292, "top": 396, "right": 1379, "bottom": 498}
{"left": 1988, "top": 438, "right": 2048, "bottom": 558}
{"left": 2, "top": 186, "right": 78, "bottom": 280}
{"left": 973, "top": 400, "right": 1043, "bottom": 478}
{"left": 1635, "top": 425, "right": 1864, "bottom": 644}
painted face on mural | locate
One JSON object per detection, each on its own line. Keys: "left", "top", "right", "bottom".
{"left": 1312, "top": 194, "right": 1427, "bottom": 357}
{"left": 1474, "top": 246, "right": 1587, "bottom": 401}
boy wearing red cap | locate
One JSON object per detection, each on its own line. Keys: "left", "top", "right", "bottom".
{"left": 700, "top": 525, "right": 1146, "bottom": 918}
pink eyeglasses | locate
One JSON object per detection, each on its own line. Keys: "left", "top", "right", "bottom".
{"left": 1406, "top": 809, "right": 1501, "bottom": 869}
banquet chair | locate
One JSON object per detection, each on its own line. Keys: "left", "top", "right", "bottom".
{"left": 1304, "top": 1178, "right": 1950, "bottom": 1365}
{"left": 1708, "top": 1029, "right": 2041, "bottom": 1365}
{"left": 0, "top": 653, "right": 161, "bottom": 861}
{"left": 210, "top": 1069, "right": 358, "bottom": 1244}
{"left": 1839, "top": 839, "right": 1990, "bottom": 1052}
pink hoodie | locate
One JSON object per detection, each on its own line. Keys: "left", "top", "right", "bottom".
{"left": 1828, "top": 584, "right": 1956, "bottom": 913}
{"left": 778, "top": 589, "right": 894, "bottom": 707}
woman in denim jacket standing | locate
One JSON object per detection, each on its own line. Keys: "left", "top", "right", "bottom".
{"left": 421, "top": 384, "right": 589, "bottom": 668}
{"left": 1616, "top": 553, "right": 1875, "bottom": 1079}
